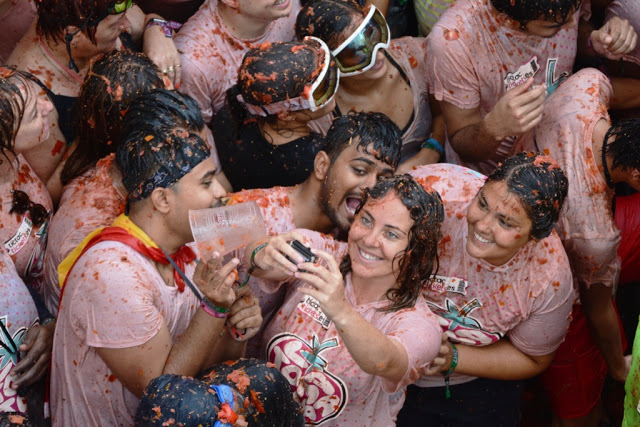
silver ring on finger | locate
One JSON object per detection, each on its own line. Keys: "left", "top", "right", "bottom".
{"left": 168, "top": 65, "right": 175, "bottom": 72}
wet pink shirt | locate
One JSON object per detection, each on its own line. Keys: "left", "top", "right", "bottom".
{"left": 0, "top": 0, "right": 36, "bottom": 64}
{"left": 0, "top": 155, "right": 53, "bottom": 287}
{"left": 409, "top": 164, "right": 574, "bottom": 387}
{"left": 425, "top": 0, "right": 579, "bottom": 175}
{"left": 0, "top": 248, "right": 38, "bottom": 414}
{"left": 42, "top": 154, "right": 126, "bottom": 314}
{"left": 263, "top": 229, "right": 441, "bottom": 426}
{"left": 175, "top": 0, "right": 301, "bottom": 124}
{"left": 606, "top": 0, "right": 640, "bottom": 65}
{"left": 51, "top": 241, "right": 199, "bottom": 426}
{"left": 513, "top": 68, "right": 620, "bottom": 289}
{"left": 228, "top": 186, "right": 297, "bottom": 357}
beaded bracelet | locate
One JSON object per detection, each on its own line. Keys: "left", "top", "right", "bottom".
{"left": 443, "top": 342, "right": 458, "bottom": 399}
{"left": 200, "top": 296, "right": 229, "bottom": 319}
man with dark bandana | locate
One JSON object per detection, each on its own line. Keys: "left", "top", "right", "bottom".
{"left": 50, "top": 123, "right": 265, "bottom": 425}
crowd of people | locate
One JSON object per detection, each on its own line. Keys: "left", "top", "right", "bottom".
{"left": 0, "top": 0, "right": 639, "bottom": 426}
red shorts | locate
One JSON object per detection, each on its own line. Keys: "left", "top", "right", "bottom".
{"left": 540, "top": 303, "right": 626, "bottom": 419}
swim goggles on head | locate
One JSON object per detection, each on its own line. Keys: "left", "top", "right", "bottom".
{"left": 331, "top": 6, "right": 390, "bottom": 76}
{"left": 239, "top": 36, "right": 339, "bottom": 117}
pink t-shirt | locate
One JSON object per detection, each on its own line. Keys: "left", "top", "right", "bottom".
{"left": 263, "top": 230, "right": 441, "bottom": 426}
{"left": 0, "top": 248, "right": 39, "bottom": 414}
{"left": 0, "top": 155, "right": 53, "bottom": 287}
{"left": 228, "top": 186, "right": 297, "bottom": 357}
{"left": 42, "top": 154, "right": 126, "bottom": 314}
{"left": 409, "top": 164, "right": 574, "bottom": 387}
{"left": 606, "top": 0, "right": 640, "bottom": 65}
{"left": 513, "top": 68, "right": 621, "bottom": 289}
{"left": 175, "top": 0, "right": 301, "bottom": 124}
{"left": 51, "top": 241, "right": 199, "bottom": 426}
{"left": 0, "top": 0, "right": 36, "bottom": 64}
{"left": 426, "top": 0, "right": 579, "bottom": 175}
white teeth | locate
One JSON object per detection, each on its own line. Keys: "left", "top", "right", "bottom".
{"left": 274, "top": 0, "right": 285, "bottom": 4}
{"left": 474, "top": 231, "right": 492, "bottom": 244}
{"left": 359, "top": 248, "right": 381, "bottom": 261}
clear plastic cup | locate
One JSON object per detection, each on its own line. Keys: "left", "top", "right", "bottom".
{"left": 189, "top": 201, "right": 267, "bottom": 260}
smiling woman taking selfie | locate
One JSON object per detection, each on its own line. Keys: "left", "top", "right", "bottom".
{"left": 399, "top": 153, "right": 575, "bottom": 426}
{"left": 247, "top": 174, "right": 443, "bottom": 425}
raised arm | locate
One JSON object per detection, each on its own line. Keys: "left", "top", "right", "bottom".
{"left": 441, "top": 78, "right": 546, "bottom": 163}
{"left": 295, "top": 250, "right": 439, "bottom": 385}
{"left": 96, "top": 257, "right": 239, "bottom": 398}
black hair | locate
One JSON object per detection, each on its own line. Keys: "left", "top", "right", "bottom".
{"left": 340, "top": 174, "right": 444, "bottom": 312}
{"left": 296, "top": 0, "right": 363, "bottom": 50}
{"left": 0, "top": 67, "right": 34, "bottom": 165}
{"left": 121, "top": 88, "right": 205, "bottom": 137}
{"left": 223, "top": 40, "right": 324, "bottom": 143}
{"left": 36, "top": 0, "right": 111, "bottom": 44}
{"left": 323, "top": 111, "right": 402, "bottom": 169}
{"left": 486, "top": 152, "right": 568, "bottom": 240}
{"left": 61, "top": 50, "right": 164, "bottom": 185}
{"left": 490, "top": 0, "right": 581, "bottom": 27}
{"left": 116, "top": 126, "right": 208, "bottom": 197}
{"left": 605, "top": 119, "right": 640, "bottom": 173}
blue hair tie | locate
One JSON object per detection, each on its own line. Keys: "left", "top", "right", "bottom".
{"left": 211, "top": 384, "right": 235, "bottom": 427}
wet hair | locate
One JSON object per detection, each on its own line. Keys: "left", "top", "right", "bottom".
{"left": 485, "top": 152, "right": 568, "bottom": 240}
{"left": 604, "top": 119, "right": 640, "bottom": 173}
{"left": 121, "top": 89, "right": 205, "bottom": 138}
{"left": 36, "top": 0, "right": 111, "bottom": 44}
{"left": 340, "top": 174, "right": 444, "bottom": 312}
{"left": 323, "top": 111, "right": 402, "bottom": 169}
{"left": 490, "top": 0, "right": 581, "bottom": 27}
{"left": 224, "top": 40, "right": 324, "bottom": 142}
{"left": 296, "top": 0, "right": 363, "bottom": 50}
{"left": 61, "top": 50, "right": 164, "bottom": 185}
{"left": 135, "top": 359, "right": 304, "bottom": 426}
{"left": 0, "top": 67, "right": 39, "bottom": 165}
{"left": 116, "top": 125, "right": 210, "bottom": 203}
{"left": 237, "top": 41, "right": 323, "bottom": 107}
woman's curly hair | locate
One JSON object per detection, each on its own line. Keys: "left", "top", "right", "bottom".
{"left": 340, "top": 174, "right": 444, "bottom": 312}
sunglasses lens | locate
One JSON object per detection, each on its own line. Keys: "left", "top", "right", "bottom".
{"left": 335, "top": 9, "right": 390, "bottom": 73}
{"left": 111, "top": 0, "right": 132, "bottom": 14}
{"left": 10, "top": 190, "right": 30, "bottom": 215}
{"left": 312, "top": 61, "right": 338, "bottom": 107}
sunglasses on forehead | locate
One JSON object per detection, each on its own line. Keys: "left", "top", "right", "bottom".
{"left": 239, "top": 37, "right": 340, "bottom": 117}
{"left": 331, "top": 6, "right": 390, "bottom": 76}
{"left": 10, "top": 190, "right": 50, "bottom": 228}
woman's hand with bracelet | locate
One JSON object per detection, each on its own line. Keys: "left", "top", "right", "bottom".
{"left": 193, "top": 256, "right": 239, "bottom": 311}
{"left": 422, "top": 333, "right": 455, "bottom": 376}
{"left": 250, "top": 231, "right": 307, "bottom": 277}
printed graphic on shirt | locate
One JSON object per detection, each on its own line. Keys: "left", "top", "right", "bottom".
{"left": 0, "top": 316, "right": 29, "bottom": 413}
{"left": 427, "top": 298, "right": 503, "bottom": 346}
{"left": 503, "top": 56, "right": 569, "bottom": 96}
{"left": 297, "top": 296, "right": 331, "bottom": 329}
{"left": 545, "top": 58, "right": 570, "bottom": 95}
{"left": 268, "top": 332, "right": 348, "bottom": 425}
{"left": 429, "top": 275, "right": 469, "bottom": 294}
{"left": 4, "top": 216, "right": 32, "bottom": 256}
{"left": 504, "top": 56, "right": 540, "bottom": 91}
